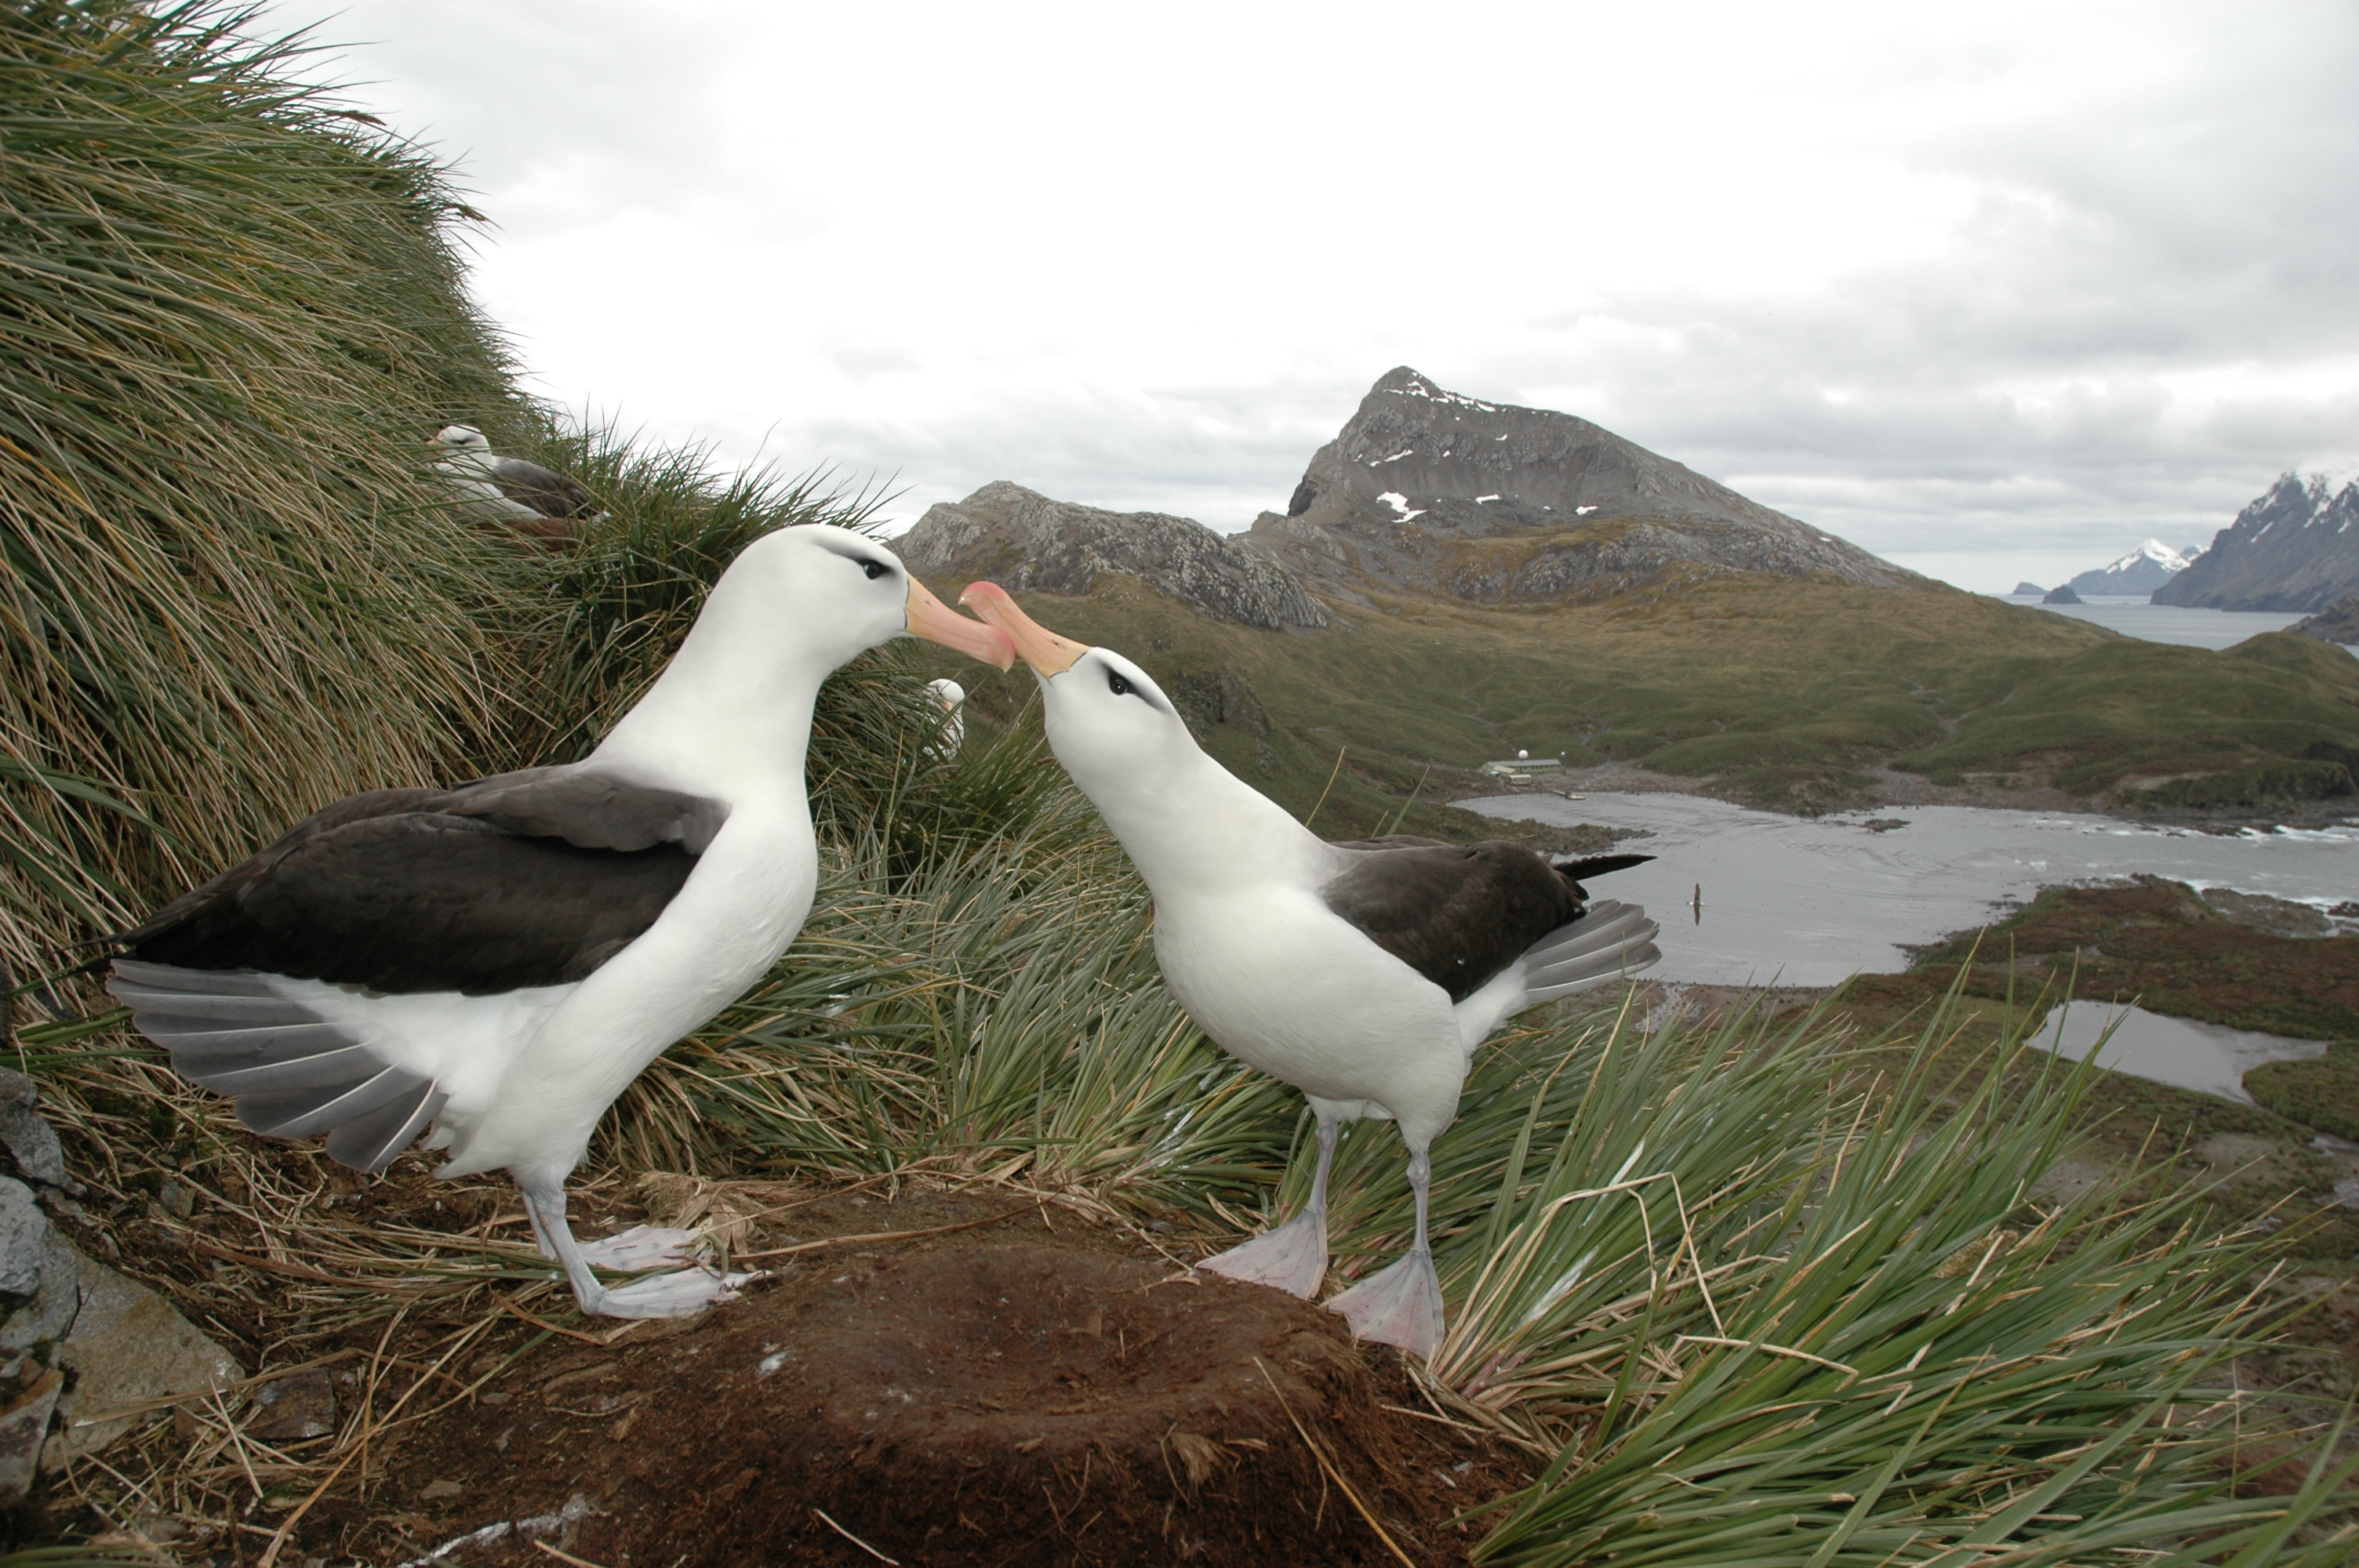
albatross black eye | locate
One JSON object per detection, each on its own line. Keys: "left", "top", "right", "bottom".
{"left": 858, "top": 558, "right": 889, "bottom": 580}
{"left": 1108, "top": 671, "right": 1132, "bottom": 697}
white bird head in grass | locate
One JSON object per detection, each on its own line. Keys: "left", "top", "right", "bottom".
{"left": 958, "top": 580, "right": 1201, "bottom": 806}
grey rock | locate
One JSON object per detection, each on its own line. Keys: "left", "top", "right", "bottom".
{"left": 0, "top": 1231, "right": 85, "bottom": 1352}
{"left": 1251, "top": 367, "right": 1915, "bottom": 604}
{"left": 249, "top": 1367, "right": 336, "bottom": 1443}
{"left": 45, "top": 1249, "right": 242, "bottom": 1467}
{"left": 0, "top": 1104, "right": 66, "bottom": 1189}
{"left": 0, "top": 1069, "right": 73, "bottom": 1191}
{"left": 895, "top": 481, "right": 1329, "bottom": 631}
{"left": 2154, "top": 473, "right": 2359, "bottom": 613}
{"left": 2012, "top": 582, "right": 2046, "bottom": 596}
{"left": 0, "top": 1180, "right": 49, "bottom": 1297}
{"left": 2041, "top": 583, "right": 2085, "bottom": 605}
{"left": 0, "top": 1367, "right": 61, "bottom": 1504}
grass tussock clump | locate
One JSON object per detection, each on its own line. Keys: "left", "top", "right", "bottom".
{"left": 0, "top": 0, "right": 533, "bottom": 965}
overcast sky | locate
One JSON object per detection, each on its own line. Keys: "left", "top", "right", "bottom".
{"left": 274, "top": 0, "right": 2357, "bottom": 593}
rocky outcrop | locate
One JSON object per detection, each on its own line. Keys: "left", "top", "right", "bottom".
{"left": 895, "top": 481, "right": 1328, "bottom": 630}
{"left": 2154, "top": 474, "right": 2359, "bottom": 612}
{"left": 2043, "top": 584, "right": 2085, "bottom": 605}
{"left": 1248, "top": 368, "right": 1915, "bottom": 604}
{"left": 2291, "top": 593, "right": 2359, "bottom": 645}
{"left": 0, "top": 1055, "right": 243, "bottom": 1495}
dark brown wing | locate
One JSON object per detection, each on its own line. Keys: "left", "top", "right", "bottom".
{"left": 114, "top": 768, "right": 719, "bottom": 995}
{"left": 488, "top": 456, "right": 602, "bottom": 520}
{"left": 444, "top": 767, "right": 729, "bottom": 853}
{"left": 1319, "top": 841, "right": 1652, "bottom": 1002}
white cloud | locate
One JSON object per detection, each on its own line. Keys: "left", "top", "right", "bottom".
{"left": 271, "top": 0, "right": 2359, "bottom": 592}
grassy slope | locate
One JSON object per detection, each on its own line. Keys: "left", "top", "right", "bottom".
{"left": 0, "top": 2, "right": 528, "bottom": 963}
{"left": 921, "top": 565, "right": 2359, "bottom": 827}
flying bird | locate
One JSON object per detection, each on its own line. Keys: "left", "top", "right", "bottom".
{"left": 434, "top": 425, "right": 605, "bottom": 542}
{"left": 961, "top": 582, "right": 1659, "bottom": 1359}
{"left": 107, "top": 528, "right": 1014, "bottom": 1318}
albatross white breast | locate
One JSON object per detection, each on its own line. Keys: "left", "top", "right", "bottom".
{"left": 107, "top": 527, "right": 1013, "bottom": 1318}
{"left": 961, "top": 582, "right": 1659, "bottom": 1359}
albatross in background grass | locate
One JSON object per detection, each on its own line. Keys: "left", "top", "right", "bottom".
{"left": 962, "top": 581, "right": 1659, "bottom": 1359}
{"left": 434, "top": 424, "right": 605, "bottom": 540}
{"left": 107, "top": 528, "right": 1014, "bottom": 1318}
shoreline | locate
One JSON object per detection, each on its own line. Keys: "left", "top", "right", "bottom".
{"left": 1452, "top": 760, "right": 2359, "bottom": 834}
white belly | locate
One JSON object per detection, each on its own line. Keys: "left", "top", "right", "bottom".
{"left": 1154, "top": 888, "right": 1468, "bottom": 1146}
{"left": 436, "top": 806, "right": 818, "bottom": 1184}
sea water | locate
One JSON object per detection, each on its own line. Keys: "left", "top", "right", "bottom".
{"left": 1997, "top": 593, "right": 2327, "bottom": 652}
{"left": 1456, "top": 791, "right": 2358, "bottom": 988}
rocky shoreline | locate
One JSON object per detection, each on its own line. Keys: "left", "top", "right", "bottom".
{"left": 1452, "top": 757, "right": 2359, "bottom": 832}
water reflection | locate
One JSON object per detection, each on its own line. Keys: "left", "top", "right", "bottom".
{"left": 1461, "top": 792, "right": 2359, "bottom": 986}
{"left": 2028, "top": 1002, "right": 2328, "bottom": 1103}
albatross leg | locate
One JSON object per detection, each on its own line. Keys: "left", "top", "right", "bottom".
{"left": 521, "top": 1185, "right": 754, "bottom": 1319}
{"left": 1200, "top": 1112, "right": 1337, "bottom": 1298}
{"left": 1327, "top": 1142, "right": 1445, "bottom": 1361}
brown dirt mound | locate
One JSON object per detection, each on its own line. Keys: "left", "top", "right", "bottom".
{"left": 325, "top": 1194, "right": 1524, "bottom": 1566}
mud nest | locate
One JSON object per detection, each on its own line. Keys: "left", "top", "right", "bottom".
{"left": 324, "top": 1200, "right": 1523, "bottom": 1566}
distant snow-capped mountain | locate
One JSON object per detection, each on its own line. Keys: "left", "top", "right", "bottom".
{"left": 2065, "top": 539, "right": 2195, "bottom": 597}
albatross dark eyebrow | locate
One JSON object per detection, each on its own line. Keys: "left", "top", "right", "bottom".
{"left": 811, "top": 539, "right": 896, "bottom": 579}
{"left": 1103, "top": 663, "right": 1167, "bottom": 713}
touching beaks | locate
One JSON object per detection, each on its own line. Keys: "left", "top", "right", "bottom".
{"left": 959, "top": 582, "right": 1088, "bottom": 677}
{"left": 906, "top": 577, "right": 1016, "bottom": 670}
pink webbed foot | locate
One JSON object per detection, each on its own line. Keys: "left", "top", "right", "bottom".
{"left": 1198, "top": 1207, "right": 1329, "bottom": 1299}
{"left": 1328, "top": 1248, "right": 1444, "bottom": 1361}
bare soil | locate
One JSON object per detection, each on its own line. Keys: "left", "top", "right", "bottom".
{"left": 311, "top": 1190, "right": 1525, "bottom": 1567}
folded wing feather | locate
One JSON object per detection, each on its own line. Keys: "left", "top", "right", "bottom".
{"left": 107, "top": 764, "right": 725, "bottom": 1172}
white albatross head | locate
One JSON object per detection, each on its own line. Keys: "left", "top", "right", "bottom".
{"left": 958, "top": 580, "right": 1202, "bottom": 800}
{"left": 434, "top": 424, "right": 493, "bottom": 451}
{"left": 592, "top": 527, "right": 1012, "bottom": 789}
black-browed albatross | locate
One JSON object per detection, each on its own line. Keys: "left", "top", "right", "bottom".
{"left": 434, "top": 424, "right": 605, "bottom": 539}
{"left": 961, "top": 582, "right": 1659, "bottom": 1359}
{"left": 107, "top": 528, "right": 1014, "bottom": 1318}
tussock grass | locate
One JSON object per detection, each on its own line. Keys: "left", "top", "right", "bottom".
{"left": 27, "top": 822, "right": 2357, "bottom": 1558}
{"left": 0, "top": 0, "right": 528, "bottom": 967}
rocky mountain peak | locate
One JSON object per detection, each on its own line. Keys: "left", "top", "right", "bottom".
{"left": 2153, "top": 470, "right": 2359, "bottom": 612}
{"left": 2063, "top": 539, "right": 2194, "bottom": 597}
{"left": 892, "top": 481, "right": 1329, "bottom": 631}
{"left": 1252, "top": 368, "right": 1913, "bottom": 604}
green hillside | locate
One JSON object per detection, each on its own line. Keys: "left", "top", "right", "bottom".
{"left": 925, "top": 568, "right": 2359, "bottom": 831}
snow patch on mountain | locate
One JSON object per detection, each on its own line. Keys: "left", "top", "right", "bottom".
{"left": 2063, "top": 539, "right": 2197, "bottom": 597}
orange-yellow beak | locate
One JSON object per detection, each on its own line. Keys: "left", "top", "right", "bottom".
{"left": 958, "top": 582, "right": 1088, "bottom": 676}
{"left": 906, "top": 576, "right": 1015, "bottom": 670}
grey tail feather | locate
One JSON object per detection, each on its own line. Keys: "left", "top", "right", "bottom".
{"left": 107, "top": 960, "right": 443, "bottom": 1176}
{"left": 1525, "top": 942, "right": 1662, "bottom": 1004}
{"left": 1521, "top": 902, "right": 1663, "bottom": 1003}
{"left": 1521, "top": 902, "right": 1652, "bottom": 965}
